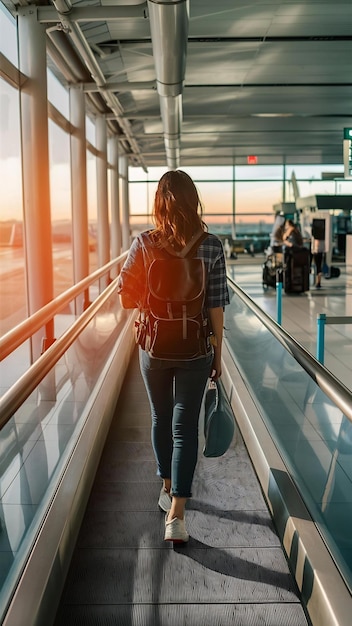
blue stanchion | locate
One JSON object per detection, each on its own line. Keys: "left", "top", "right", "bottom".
{"left": 276, "top": 269, "right": 283, "bottom": 325}
{"left": 317, "top": 313, "right": 326, "bottom": 364}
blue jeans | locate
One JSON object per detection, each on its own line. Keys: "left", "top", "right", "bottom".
{"left": 139, "top": 348, "right": 213, "bottom": 498}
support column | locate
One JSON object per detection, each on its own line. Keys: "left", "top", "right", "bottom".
{"left": 70, "top": 85, "right": 89, "bottom": 311}
{"left": 18, "top": 7, "right": 54, "bottom": 361}
{"left": 120, "top": 155, "right": 131, "bottom": 251}
{"left": 282, "top": 159, "right": 286, "bottom": 203}
{"left": 96, "top": 116, "right": 110, "bottom": 274}
{"left": 231, "top": 162, "right": 236, "bottom": 240}
{"left": 109, "top": 136, "right": 121, "bottom": 276}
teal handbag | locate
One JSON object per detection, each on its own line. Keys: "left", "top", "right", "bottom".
{"left": 203, "top": 380, "right": 235, "bottom": 457}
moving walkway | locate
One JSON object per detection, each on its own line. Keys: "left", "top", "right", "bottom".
{"left": 0, "top": 261, "right": 351, "bottom": 626}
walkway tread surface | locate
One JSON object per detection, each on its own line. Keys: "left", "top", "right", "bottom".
{"left": 54, "top": 348, "right": 309, "bottom": 626}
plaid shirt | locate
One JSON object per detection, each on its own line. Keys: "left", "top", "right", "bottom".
{"left": 118, "top": 231, "right": 230, "bottom": 310}
{"left": 197, "top": 234, "right": 230, "bottom": 308}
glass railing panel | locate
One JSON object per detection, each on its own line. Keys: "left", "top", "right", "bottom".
{"left": 225, "top": 284, "right": 352, "bottom": 591}
{"left": 0, "top": 341, "right": 31, "bottom": 392}
{"left": 0, "top": 290, "right": 129, "bottom": 619}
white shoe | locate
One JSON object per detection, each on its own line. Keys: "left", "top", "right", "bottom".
{"left": 164, "top": 516, "right": 189, "bottom": 543}
{"left": 158, "top": 487, "right": 172, "bottom": 512}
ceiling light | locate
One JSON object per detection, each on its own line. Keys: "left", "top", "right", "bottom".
{"left": 251, "top": 113, "right": 296, "bottom": 118}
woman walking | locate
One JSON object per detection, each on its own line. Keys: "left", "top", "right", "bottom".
{"left": 118, "top": 170, "right": 229, "bottom": 543}
{"left": 312, "top": 236, "right": 326, "bottom": 288}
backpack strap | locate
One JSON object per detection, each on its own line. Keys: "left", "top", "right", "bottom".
{"left": 162, "top": 230, "right": 208, "bottom": 258}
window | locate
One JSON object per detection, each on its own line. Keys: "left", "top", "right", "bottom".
{"left": 0, "top": 78, "right": 25, "bottom": 334}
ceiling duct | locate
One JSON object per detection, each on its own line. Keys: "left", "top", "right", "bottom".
{"left": 147, "top": 0, "right": 189, "bottom": 169}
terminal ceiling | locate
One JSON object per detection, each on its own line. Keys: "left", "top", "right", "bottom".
{"left": 6, "top": 0, "right": 352, "bottom": 171}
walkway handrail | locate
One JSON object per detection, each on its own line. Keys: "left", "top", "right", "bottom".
{"left": 1, "top": 269, "right": 350, "bottom": 428}
{"left": 0, "top": 252, "right": 127, "bottom": 360}
{"left": 0, "top": 274, "right": 133, "bottom": 430}
{"left": 227, "top": 275, "right": 352, "bottom": 423}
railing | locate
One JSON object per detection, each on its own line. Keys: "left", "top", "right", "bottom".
{"left": 0, "top": 251, "right": 135, "bottom": 625}
{"left": 1, "top": 264, "right": 350, "bottom": 625}
{"left": 0, "top": 252, "right": 127, "bottom": 429}
{"left": 227, "top": 275, "right": 352, "bottom": 423}
{"left": 0, "top": 253, "right": 127, "bottom": 360}
{"left": 224, "top": 273, "right": 352, "bottom": 624}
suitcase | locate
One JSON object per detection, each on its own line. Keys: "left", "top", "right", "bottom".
{"left": 283, "top": 247, "right": 310, "bottom": 293}
{"left": 262, "top": 252, "right": 283, "bottom": 289}
{"left": 324, "top": 265, "right": 341, "bottom": 279}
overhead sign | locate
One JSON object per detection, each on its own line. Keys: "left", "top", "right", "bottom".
{"left": 343, "top": 128, "right": 352, "bottom": 178}
{"left": 247, "top": 155, "right": 258, "bottom": 165}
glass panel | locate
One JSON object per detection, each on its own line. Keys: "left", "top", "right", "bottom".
{"left": 298, "top": 180, "right": 352, "bottom": 197}
{"left": 336, "top": 180, "right": 352, "bottom": 194}
{"left": 0, "top": 3, "right": 17, "bottom": 66}
{"left": 47, "top": 69, "right": 69, "bottom": 119}
{"left": 225, "top": 285, "right": 352, "bottom": 592}
{"left": 196, "top": 181, "right": 233, "bottom": 235}
{"left": 128, "top": 168, "right": 350, "bottom": 244}
{"left": 147, "top": 180, "right": 159, "bottom": 213}
{"left": 130, "top": 214, "right": 153, "bottom": 235}
{"left": 129, "top": 166, "right": 235, "bottom": 183}
{"left": 86, "top": 116, "right": 95, "bottom": 147}
{"left": 129, "top": 167, "right": 146, "bottom": 182}
{"left": 286, "top": 164, "right": 345, "bottom": 179}
{"left": 48, "top": 120, "right": 73, "bottom": 294}
{"left": 129, "top": 177, "right": 285, "bottom": 239}
{"left": 129, "top": 181, "right": 150, "bottom": 235}
{"left": 0, "top": 291, "right": 129, "bottom": 620}
{"left": 297, "top": 180, "right": 348, "bottom": 197}
{"left": 184, "top": 166, "right": 233, "bottom": 181}
{"left": 236, "top": 181, "right": 282, "bottom": 224}
{"left": 87, "top": 151, "right": 98, "bottom": 273}
{"left": 129, "top": 166, "right": 167, "bottom": 182}
{"left": 235, "top": 165, "right": 284, "bottom": 180}
{"left": 197, "top": 181, "right": 233, "bottom": 216}
{"left": 0, "top": 78, "right": 26, "bottom": 336}
{"left": 129, "top": 179, "right": 236, "bottom": 237}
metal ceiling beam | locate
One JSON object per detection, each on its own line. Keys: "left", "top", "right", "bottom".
{"left": 83, "top": 81, "right": 156, "bottom": 93}
{"left": 47, "top": 29, "right": 90, "bottom": 83}
{"left": 38, "top": 3, "right": 147, "bottom": 23}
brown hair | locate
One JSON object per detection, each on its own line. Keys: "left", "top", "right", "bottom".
{"left": 151, "top": 170, "right": 206, "bottom": 250}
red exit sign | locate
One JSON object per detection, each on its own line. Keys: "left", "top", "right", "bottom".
{"left": 247, "top": 155, "right": 258, "bottom": 165}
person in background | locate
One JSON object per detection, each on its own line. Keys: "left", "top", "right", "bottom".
{"left": 118, "top": 170, "right": 229, "bottom": 543}
{"left": 311, "top": 236, "right": 325, "bottom": 288}
{"left": 283, "top": 219, "right": 303, "bottom": 248}
{"left": 223, "top": 238, "right": 232, "bottom": 260}
{"left": 268, "top": 214, "right": 285, "bottom": 254}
